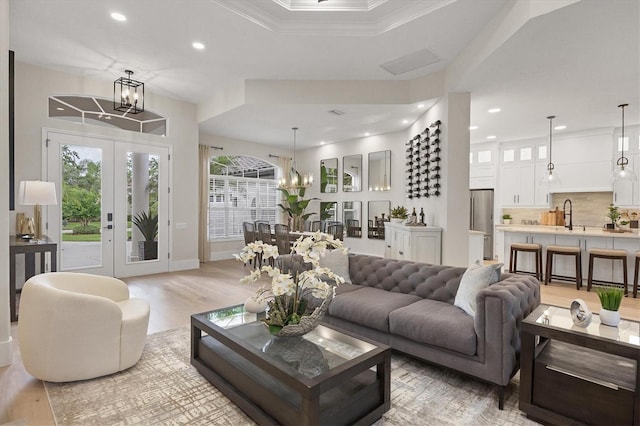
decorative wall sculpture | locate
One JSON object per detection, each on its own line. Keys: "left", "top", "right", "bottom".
{"left": 405, "top": 120, "right": 442, "bottom": 199}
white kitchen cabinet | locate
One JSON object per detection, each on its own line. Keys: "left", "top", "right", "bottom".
{"left": 534, "top": 162, "right": 552, "bottom": 207}
{"left": 384, "top": 222, "right": 442, "bottom": 265}
{"left": 500, "top": 164, "right": 535, "bottom": 206}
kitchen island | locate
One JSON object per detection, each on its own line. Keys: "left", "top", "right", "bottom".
{"left": 496, "top": 225, "right": 639, "bottom": 290}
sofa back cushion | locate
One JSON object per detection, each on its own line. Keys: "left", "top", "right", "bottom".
{"left": 348, "top": 255, "right": 466, "bottom": 304}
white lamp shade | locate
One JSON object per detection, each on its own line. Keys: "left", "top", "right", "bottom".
{"left": 19, "top": 181, "right": 58, "bottom": 205}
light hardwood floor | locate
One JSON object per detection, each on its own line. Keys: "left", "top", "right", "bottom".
{"left": 1, "top": 259, "right": 639, "bottom": 425}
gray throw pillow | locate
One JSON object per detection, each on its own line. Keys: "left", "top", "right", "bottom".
{"left": 318, "top": 249, "right": 352, "bottom": 284}
{"left": 453, "top": 262, "right": 503, "bottom": 317}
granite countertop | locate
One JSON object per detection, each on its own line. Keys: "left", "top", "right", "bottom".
{"left": 495, "top": 224, "right": 640, "bottom": 239}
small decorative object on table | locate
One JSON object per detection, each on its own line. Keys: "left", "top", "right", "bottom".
{"left": 595, "top": 286, "right": 624, "bottom": 327}
{"left": 569, "top": 299, "right": 592, "bottom": 327}
{"left": 234, "top": 232, "right": 346, "bottom": 336}
{"left": 502, "top": 214, "right": 512, "bottom": 225}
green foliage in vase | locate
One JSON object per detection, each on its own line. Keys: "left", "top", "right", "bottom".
{"left": 607, "top": 204, "right": 620, "bottom": 224}
{"left": 132, "top": 210, "right": 158, "bottom": 241}
{"left": 596, "top": 286, "right": 624, "bottom": 311}
{"left": 276, "top": 187, "right": 317, "bottom": 232}
{"left": 390, "top": 206, "right": 408, "bottom": 219}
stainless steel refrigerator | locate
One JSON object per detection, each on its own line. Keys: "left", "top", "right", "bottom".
{"left": 470, "top": 189, "right": 494, "bottom": 260}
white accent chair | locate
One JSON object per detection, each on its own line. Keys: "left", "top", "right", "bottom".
{"left": 18, "top": 272, "right": 150, "bottom": 382}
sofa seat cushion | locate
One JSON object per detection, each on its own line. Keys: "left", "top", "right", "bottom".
{"left": 329, "top": 287, "right": 421, "bottom": 332}
{"left": 335, "top": 283, "right": 364, "bottom": 295}
{"left": 389, "top": 299, "right": 477, "bottom": 356}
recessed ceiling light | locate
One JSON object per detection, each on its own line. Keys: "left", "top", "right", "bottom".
{"left": 110, "top": 12, "right": 127, "bottom": 22}
{"left": 417, "top": 104, "right": 425, "bottom": 109}
{"left": 364, "top": 132, "right": 370, "bottom": 137}
{"left": 402, "top": 120, "right": 409, "bottom": 124}
{"left": 320, "top": 141, "right": 326, "bottom": 145}
{"left": 488, "top": 108, "right": 501, "bottom": 113}
{"left": 469, "top": 125, "right": 478, "bottom": 130}
{"left": 486, "top": 135, "right": 497, "bottom": 140}
{"left": 192, "top": 41, "right": 205, "bottom": 50}
{"left": 554, "top": 125, "right": 567, "bottom": 130}
{"left": 56, "top": 107, "right": 64, "bottom": 111}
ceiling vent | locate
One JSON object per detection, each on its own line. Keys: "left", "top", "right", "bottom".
{"left": 329, "top": 109, "right": 346, "bottom": 116}
{"left": 380, "top": 48, "right": 440, "bottom": 76}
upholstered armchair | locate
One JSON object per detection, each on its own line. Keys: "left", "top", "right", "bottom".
{"left": 18, "top": 272, "right": 150, "bottom": 382}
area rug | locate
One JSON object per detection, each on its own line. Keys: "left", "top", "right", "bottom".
{"left": 45, "top": 327, "right": 538, "bottom": 425}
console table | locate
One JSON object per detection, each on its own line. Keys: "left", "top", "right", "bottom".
{"left": 520, "top": 304, "right": 640, "bottom": 425}
{"left": 9, "top": 235, "right": 57, "bottom": 322}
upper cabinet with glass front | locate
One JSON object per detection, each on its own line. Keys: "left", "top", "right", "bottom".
{"left": 320, "top": 158, "right": 338, "bottom": 193}
{"left": 368, "top": 150, "right": 391, "bottom": 192}
{"left": 343, "top": 154, "right": 362, "bottom": 192}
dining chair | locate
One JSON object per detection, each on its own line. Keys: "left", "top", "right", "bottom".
{"left": 242, "top": 221, "right": 257, "bottom": 266}
{"left": 347, "top": 219, "right": 360, "bottom": 237}
{"left": 274, "top": 224, "right": 291, "bottom": 255}
{"left": 257, "top": 222, "right": 273, "bottom": 245}
{"left": 327, "top": 223, "right": 344, "bottom": 241}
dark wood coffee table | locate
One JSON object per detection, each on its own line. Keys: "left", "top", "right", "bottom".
{"left": 520, "top": 304, "right": 640, "bottom": 425}
{"left": 191, "top": 305, "right": 391, "bottom": 426}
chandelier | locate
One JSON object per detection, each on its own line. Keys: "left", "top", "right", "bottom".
{"left": 279, "top": 127, "right": 313, "bottom": 189}
{"left": 114, "top": 70, "right": 144, "bottom": 114}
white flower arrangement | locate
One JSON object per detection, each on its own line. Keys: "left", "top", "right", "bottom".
{"left": 234, "top": 231, "right": 347, "bottom": 334}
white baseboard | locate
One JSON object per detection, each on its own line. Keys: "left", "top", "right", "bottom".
{"left": 170, "top": 258, "right": 200, "bottom": 272}
{"left": 0, "top": 336, "right": 13, "bottom": 367}
{"left": 210, "top": 250, "right": 236, "bottom": 261}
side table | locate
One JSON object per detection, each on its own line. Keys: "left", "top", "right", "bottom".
{"left": 9, "top": 235, "right": 57, "bottom": 322}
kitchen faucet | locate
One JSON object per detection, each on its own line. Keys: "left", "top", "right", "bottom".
{"left": 563, "top": 199, "right": 573, "bottom": 231}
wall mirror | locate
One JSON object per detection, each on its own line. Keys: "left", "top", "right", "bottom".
{"left": 367, "top": 200, "right": 390, "bottom": 239}
{"left": 343, "top": 201, "right": 362, "bottom": 238}
{"left": 320, "top": 158, "right": 338, "bottom": 193}
{"left": 342, "top": 154, "right": 362, "bottom": 192}
{"left": 320, "top": 201, "right": 337, "bottom": 224}
{"left": 368, "top": 150, "right": 391, "bottom": 191}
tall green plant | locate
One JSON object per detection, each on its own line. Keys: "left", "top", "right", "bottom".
{"left": 596, "top": 286, "right": 624, "bottom": 311}
{"left": 276, "top": 187, "right": 317, "bottom": 232}
{"left": 132, "top": 210, "right": 158, "bottom": 241}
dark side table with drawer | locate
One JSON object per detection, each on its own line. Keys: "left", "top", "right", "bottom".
{"left": 9, "top": 235, "right": 57, "bottom": 322}
{"left": 519, "top": 304, "right": 640, "bottom": 425}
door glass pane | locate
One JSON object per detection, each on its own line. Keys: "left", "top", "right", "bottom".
{"left": 520, "top": 147, "right": 532, "bottom": 161}
{"left": 538, "top": 145, "right": 547, "bottom": 159}
{"left": 61, "top": 144, "right": 102, "bottom": 269}
{"left": 127, "top": 152, "right": 159, "bottom": 262}
{"left": 477, "top": 150, "right": 492, "bottom": 163}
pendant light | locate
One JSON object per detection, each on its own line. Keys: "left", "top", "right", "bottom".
{"left": 540, "top": 115, "right": 561, "bottom": 185}
{"left": 278, "top": 127, "right": 313, "bottom": 189}
{"left": 611, "top": 103, "right": 637, "bottom": 183}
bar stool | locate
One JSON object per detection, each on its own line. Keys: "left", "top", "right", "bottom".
{"left": 545, "top": 245, "right": 582, "bottom": 289}
{"left": 509, "top": 243, "right": 543, "bottom": 281}
{"left": 587, "top": 248, "right": 628, "bottom": 296}
{"left": 633, "top": 251, "right": 640, "bottom": 298}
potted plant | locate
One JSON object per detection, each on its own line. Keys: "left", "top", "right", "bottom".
{"left": 606, "top": 204, "right": 620, "bottom": 230}
{"left": 502, "top": 214, "right": 512, "bottom": 225}
{"left": 596, "top": 286, "right": 624, "bottom": 326}
{"left": 390, "top": 206, "right": 408, "bottom": 223}
{"left": 276, "top": 187, "right": 317, "bottom": 232}
{"left": 132, "top": 210, "right": 158, "bottom": 260}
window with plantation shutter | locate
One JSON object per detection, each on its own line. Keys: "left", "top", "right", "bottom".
{"left": 208, "top": 156, "right": 278, "bottom": 240}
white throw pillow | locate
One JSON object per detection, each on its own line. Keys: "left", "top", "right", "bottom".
{"left": 454, "top": 262, "right": 503, "bottom": 317}
{"left": 318, "top": 249, "right": 351, "bottom": 284}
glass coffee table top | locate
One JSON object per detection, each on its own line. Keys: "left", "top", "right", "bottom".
{"left": 202, "top": 305, "right": 379, "bottom": 379}
{"left": 531, "top": 305, "right": 640, "bottom": 347}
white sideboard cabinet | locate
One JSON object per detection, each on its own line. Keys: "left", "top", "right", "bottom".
{"left": 384, "top": 222, "right": 442, "bottom": 265}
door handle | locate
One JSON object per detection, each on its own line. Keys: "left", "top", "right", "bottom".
{"left": 103, "top": 225, "right": 113, "bottom": 230}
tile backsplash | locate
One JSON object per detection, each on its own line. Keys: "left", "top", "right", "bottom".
{"left": 502, "top": 192, "right": 636, "bottom": 227}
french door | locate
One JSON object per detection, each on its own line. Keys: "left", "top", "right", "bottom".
{"left": 46, "top": 131, "right": 169, "bottom": 277}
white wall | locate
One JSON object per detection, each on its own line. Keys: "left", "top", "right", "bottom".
{"left": 0, "top": 0, "right": 12, "bottom": 367}
{"left": 12, "top": 62, "right": 200, "bottom": 271}
{"left": 296, "top": 92, "right": 472, "bottom": 265}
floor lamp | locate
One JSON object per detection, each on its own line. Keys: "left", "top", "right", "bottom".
{"left": 19, "top": 181, "right": 58, "bottom": 240}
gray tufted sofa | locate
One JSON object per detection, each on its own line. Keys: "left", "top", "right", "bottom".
{"left": 280, "top": 253, "right": 540, "bottom": 409}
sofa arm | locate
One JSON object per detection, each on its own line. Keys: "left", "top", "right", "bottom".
{"left": 474, "top": 275, "right": 540, "bottom": 385}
